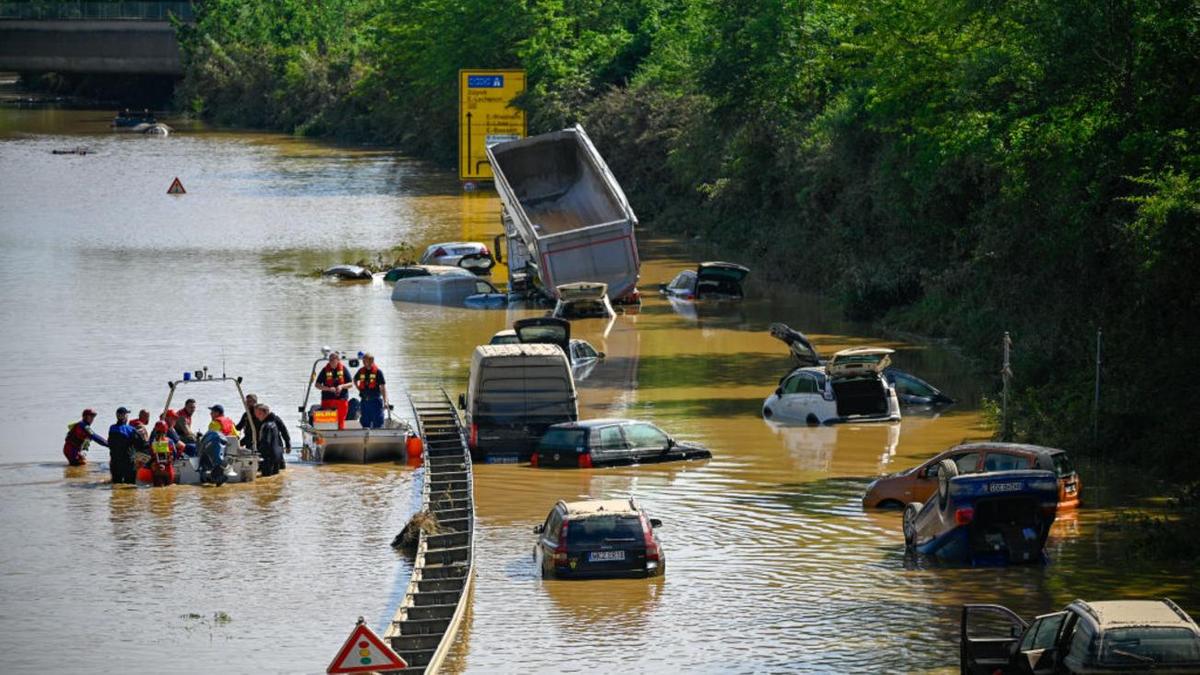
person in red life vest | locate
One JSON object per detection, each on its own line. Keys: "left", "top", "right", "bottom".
{"left": 146, "top": 421, "right": 177, "bottom": 486}
{"left": 208, "top": 404, "right": 238, "bottom": 437}
{"left": 63, "top": 408, "right": 108, "bottom": 466}
{"left": 354, "top": 352, "right": 389, "bottom": 429}
{"left": 136, "top": 409, "right": 151, "bottom": 428}
{"left": 173, "top": 399, "right": 198, "bottom": 455}
{"left": 162, "top": 410, "right": 186, "bottom": 459}
{"left": 315, "top": 352, "right": 353, "bottom": 429}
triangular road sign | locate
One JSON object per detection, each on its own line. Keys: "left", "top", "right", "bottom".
{"left": 167, "top": 177, "right": 186, "bottom": 195}
{"left": 327, "top": 619, "right": 407, "bottom": 674}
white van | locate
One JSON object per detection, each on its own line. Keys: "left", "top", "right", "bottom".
{"left": 461, "top": 344, "right": 578, "bottom": 462}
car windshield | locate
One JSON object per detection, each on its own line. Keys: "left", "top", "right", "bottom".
{"left": 538, "top": 428, "right": 586, "bottom": 451}
{"left": 1100, "top": 627, "right": 1200, "bottom": 665}
{"left": 567, "top": 515, "right": 643, "bottom": 547}
{"left": 1052, "top": 452, "right": 1076, "bottom": 477}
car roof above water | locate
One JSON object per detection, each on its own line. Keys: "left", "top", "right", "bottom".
{"left": 553, "top": 418, "right": 639, "bottom": 430}
{"left": 1073, "top": 599, "right": 1199, "bottom": 630}
{"left": 949, "top": 442, "right": 1067, "bottom": 458}
{"left": 559, "top": 498, "right": 639, "bottom": 518}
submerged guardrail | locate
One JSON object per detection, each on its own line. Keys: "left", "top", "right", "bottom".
{"left": 384, "top": 391, "right": 474, "bottom": 674}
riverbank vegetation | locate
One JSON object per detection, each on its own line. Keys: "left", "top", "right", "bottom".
{"left": 178, "top": 1, "right": 1200, "bottom": 480}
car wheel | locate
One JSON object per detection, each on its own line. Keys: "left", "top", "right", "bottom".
{"left": 903, "top": 503, "right": 921, "bottom": 548}
{"left": 937, "top": 459, "right": 958, "bottom": 509}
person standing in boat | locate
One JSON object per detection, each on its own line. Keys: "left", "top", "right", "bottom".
{"left": 108, "top": 406, "right": 147, "bottom": 485}
{"left": 208, "top": 404, "right": 238, "bottom": 437}
{"left": 255, "top": 404, "right": 285, "bottom": 477}
{"left": 354, "top": 352, "right": 389, "bottom": 429}
{"left": 315, "top": 352, "right": 353, "bottom": 430}
{"left": 173, "top": 398, "right": 198, "bottom": 454}
{"left": 63, "top": 408, "right": 108, "bottom": 466}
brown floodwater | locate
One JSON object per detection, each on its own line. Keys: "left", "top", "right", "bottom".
{"left": 0, "top": 107, "right": 1194, "bottom": 674}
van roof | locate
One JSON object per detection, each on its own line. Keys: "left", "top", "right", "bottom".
{"left": 474, "top": 343, "right": 565, "bottom": 359}
{"left": 561, "top": 498, "right": 638, "bottom": 517}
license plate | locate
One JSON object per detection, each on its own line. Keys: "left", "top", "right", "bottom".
{"left": 1065, "top": 483, "right": 1077, "bottom": 494}
{"left": 588, "top": 550, "right": 625, "bottom": 562}
{"left": 988, "top": 481, "right": 1023, "bottom": 493}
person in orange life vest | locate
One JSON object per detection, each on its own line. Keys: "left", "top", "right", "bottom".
{"left": 63, "top": 408, "right": 108, "bottom": 466}
{"left": 354, "top": 353, "right": 389, "bottom": 429}
{"left": 161, "top": 410, "right": 186, "bottom": 459}
{"left": 315, "top": 352, "right": 353, "bottom": 429}
{"left": 208, "top": 404, "right": 238, "bottom": 437}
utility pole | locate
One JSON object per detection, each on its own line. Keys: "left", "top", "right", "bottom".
{"left": 1001, "top": 331, "right": 1013, "bottom": 441}
{"left": 1093, "top": 328, "right": 1102, "bottom": 444}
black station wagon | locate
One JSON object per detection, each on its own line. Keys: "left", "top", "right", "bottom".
{"left": 530, "top": 419, "right": 712, "bottom": 468}
{"left": 533, "top": 498, "right": 665, "bottom": 579}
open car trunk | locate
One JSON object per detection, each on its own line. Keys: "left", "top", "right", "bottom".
{"left": 967, "top": 496, "right": 1048, "bottom": 564}
{"left": 695, "top": 262, "right": 749, "bottom": 299}
{"left": 832, "top": 377, "right": 889, "bottom": 417}
{"left": 514, "top": 317, "right": 571, "bottom": 353}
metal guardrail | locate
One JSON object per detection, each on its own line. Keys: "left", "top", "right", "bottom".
{"left": 0, "top": 1, "right": 194, "bottom": 21}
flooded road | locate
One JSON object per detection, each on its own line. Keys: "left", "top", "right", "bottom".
{"left": 1, "top": 107, "right": 1195, "bottom": 673}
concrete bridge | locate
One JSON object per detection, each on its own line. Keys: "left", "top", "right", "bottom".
{"left": 0, "top": 2, "right": 194, "bottom": 76}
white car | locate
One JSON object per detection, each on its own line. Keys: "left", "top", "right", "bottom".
{"left": 490, "top": 319, "right": 604, "bottom": 380}
{"left": 551, "top": 282, "right": 615, "bottom": 319}
{"left": 419, "top": 242, "right": 495, "bottom": 274}
{"left": 761, "top": 323, "right": 900, "bottom": 425}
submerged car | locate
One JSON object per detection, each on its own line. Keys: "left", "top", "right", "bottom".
{"left": 883, "top": 368, "right": 954, "bottom": 406}
{"left": 863, "top": 442, "right": 1081, "bottom": 509}
{"left": 500, "top": 317, "right": 605, "bottom": 380}
{"left": 531, "top": 419, "right": 711, "bottom": 468}
{"left": 391, "top": 273, "right": 506, "bottom": 308}
{"left": 961, "top": 599, "right": 1200, "bottom": 674}
{"left": 902, "top": 460, "right": 1058, "bottom": 564}
{"left": 322, "top": 264, "right": 372, "bottom": 281}
{"left": 762, "top": 323, "right": 900, "bottom": 424}
{"left": 551, "top": 282, "right": 615, "bottom": 319}
{"left": 533, "top": 498, "right": 665, "bottom": 578}
{"left": 419, "top": 241, "right": 495, "bottom": 274}
{"left": 660, "top": 261, "right": 750, "bottom": 301}
{"left": 383, "top": 264, "right": 474, "bottom": 283}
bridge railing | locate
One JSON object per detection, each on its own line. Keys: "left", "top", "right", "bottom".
{"left": 0, "top": 1, "right": 195, "bottom": 21}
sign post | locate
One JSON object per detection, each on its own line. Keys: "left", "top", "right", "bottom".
{"left": 458, "top": 69, "right": 526, "bottom": 183}
{"left": 327, "top": 617, "right": 407, "bottom": 674}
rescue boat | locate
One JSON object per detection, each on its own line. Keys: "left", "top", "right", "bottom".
{"left": 159, "top": 370, "right": 260, "bottom": 484}
{"left": 297, "top": 348, "right": 414, "bottom": 463}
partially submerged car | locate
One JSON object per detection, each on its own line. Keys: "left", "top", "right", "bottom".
{"left": 488, "top": 329, "right": 520, "bottom": 345}
{"left": 500, "top": 317, "right": 605, "bottom": 380}
{"left": 383, "top": 264, "right": 474, "bottom": 283}
{"left": 391, "top": 273, "right": 506, "bottom": 308}
{"left": 902, "top": 460, "right": 1059, "bottom": 565}
{"left": 961, "top": 599, "right": 1200, "bottom": 674}
{"left": 419, "top": 241, "right": 495, "bottom": 274}
{"left": 762, "top": 323, "right": 900, "bottom": 424}
{"left": 883, "top": 368, "right": 954, "bottom": 406}
{"left": 863, "top": 442, "right": 1081, "bottom": 510}
{"left": 531, "top": 419, "right": 711, "bottom": 468}
{"left": 322, "top": 264, "right": 372, "bottom": 281}
{"left": 533, "top": 498, "right": 665, "bottom": 579}
{"left": 551, "top": 282, "right": 615, "bottom": 319}
{"left": 660, "top": 261, "right": 750, "bottom": 301}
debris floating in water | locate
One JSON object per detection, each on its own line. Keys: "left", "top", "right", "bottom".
{"left": 392, "top": 510, "right": 441, "bottom": 558}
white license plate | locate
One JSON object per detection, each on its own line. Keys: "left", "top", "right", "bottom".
{"left": 588, "top": 550, "right": 626, "bottom": 562}
{"left": 988, "top": 481, "right": 1022, "bottom": 493}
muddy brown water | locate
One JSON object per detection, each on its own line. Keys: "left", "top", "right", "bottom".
{"left": 0, "top": 107, "right": 1194, "bottom": 674}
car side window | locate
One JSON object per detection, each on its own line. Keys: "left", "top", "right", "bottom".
{"left": 1063, "top": 618, "right": 1094, "bottom": 669}
{"left": 1020, "top": 618, "right": 1043, "bottom": 652}
{"left": 597, "top": 426, "right": 626, "bottom": 451}
{"left": 782, "top": 372, "right": 820, "bottom": 395}
{"left": 1029, "top": 613, "right": 1067, "bottom": 651}
{"left": 984, "top": 452, "right": 1032, "bottom": 472}
{"left": 955, "top": 452, "right": 981, "bottom": 474}
{"left": 579, "top": 343, "right": 597, "bottom": 358}
{"left": 545, "top": 510, "right": 562, "bottom": 541}
{"left": 475, "top": 281, "right": 495, "bottom": 294}
{"left": 623, "top": 423, "right": 669, "bottom": 449}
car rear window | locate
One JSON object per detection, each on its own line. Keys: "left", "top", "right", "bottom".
{"left": 1100, "top": 627, "right": 1200, "bottom": 666}
{"left": 567, "top": 515, "right": 643, "bottom": 547}
{"left": 539, "top": 429, "right": 586, "bottom": 452}
{"left": 984, "top": 453, "right": 1032, "bottom": 472}
{"left": 1052, "top": 452, "right": 1076, "bottom": 477}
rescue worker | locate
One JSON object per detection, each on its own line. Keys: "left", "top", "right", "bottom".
{"left": 315, "top": 352, "right": 353, "bottom": 429}
{"left": 162, "top": 410, "right": 186, "bottom": 459}
{"left": 136, "top": 409, "right": 151, "bottom": 428}
{"left": 236, "top": 394, "right": 291, "bottom": 467}
{"left": 354, "top": 353, "right": 389, "bottom": 429}
{"left": 174, "top": 398, "right": 198, "bottom": 455}
{"left": 208, "top": 404, "right": 238, "bottom": 437}
{"left": 107, "top": 407, "right": 147, "bottom": 485}
{"left": 255, "top": 403, "right": 285, "bottom": 477}
{"left": 147, "top": 421, "right": 176, "bottom": 487}
{"left": 63, "top": 408, "right": 108, "bottom": 466}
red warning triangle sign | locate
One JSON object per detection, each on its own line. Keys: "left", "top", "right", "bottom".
{"left": 167, "top": 177, "right": 186, "bottom": 195}
{"left": 327, "top": 620, "right": 407, "bottom": 673}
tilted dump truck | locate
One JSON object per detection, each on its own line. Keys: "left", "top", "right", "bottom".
{"left": 486, "top": 124, "right": 641, "bottom": 303}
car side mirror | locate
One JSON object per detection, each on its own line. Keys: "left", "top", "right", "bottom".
{"left": 667, "top": 437, "right": 676, "bottom": 448}
{"left": 649, "top": 518, "right": 662, "bottom": 528}
{"left": 1011, "top": 625, "right": 1024, "bottom": 638}
{"left": 457, "top": 393, "right": 466, "bottom": 410}
{"left": 775, "top": 387, "right": 782, "bottom": 397}
{"left": 598, "top": 351, "right": 606, "bottom": 359}
{"left": 533, "top": 524, "right": 544, "bottom": 534}
{"left": 297, "top": 405, "right": 305, "bottom": 413}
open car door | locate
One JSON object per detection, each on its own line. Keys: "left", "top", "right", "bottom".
{"left": 514, "top": 317, "right": 571, "bottom": 353}
{"left": 961, "top": 604, "right": 1027, "bottom": 674}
